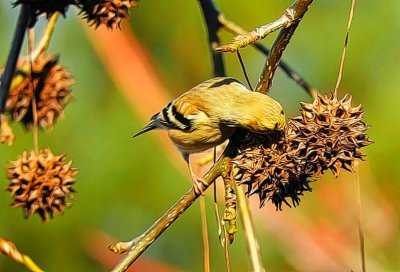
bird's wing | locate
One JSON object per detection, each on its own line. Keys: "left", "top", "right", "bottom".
{"left": 159, "top": 77, "right": 250, "bottom": 130}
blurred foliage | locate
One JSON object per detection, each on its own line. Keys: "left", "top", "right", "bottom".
{"left": 0, "top": 0, "right": 399, "bottom": 271}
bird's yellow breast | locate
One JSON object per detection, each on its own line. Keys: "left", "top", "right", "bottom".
{"left": 168, "top": 124, "right": 235, "bottom": 154}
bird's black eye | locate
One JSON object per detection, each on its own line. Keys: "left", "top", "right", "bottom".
{"left": 280, "top": 109, "right": 284, "bottom": 115}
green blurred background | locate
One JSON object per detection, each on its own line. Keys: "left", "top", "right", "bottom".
{"left": 0, "top": 1, "right": 399, "bottom": 271}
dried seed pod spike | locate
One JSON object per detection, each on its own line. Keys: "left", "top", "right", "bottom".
{"left": 5, "top": 53, "right": 74, "bottom": 129}
{"left": 230, "top": 92, "right": 371, "bottom": 209}
{"left": 6, "top": 148, "right": 78, "bottom": 221}
{"left": 80, "top": 0, "right": 139, "bottom": 29}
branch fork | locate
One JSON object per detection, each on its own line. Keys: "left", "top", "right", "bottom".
{"left": 216, "top": 0, "right": 313, "bottom": 53}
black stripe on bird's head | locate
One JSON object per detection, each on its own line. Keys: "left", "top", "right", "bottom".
{"left": 162, "top": 106, "right": 171, "bottom": 123}
{"left": 171, "top": 105, "right": 192, "bottom": 130}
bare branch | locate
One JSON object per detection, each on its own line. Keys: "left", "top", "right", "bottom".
{"left": 218, "top": 13, "right": 318, "bottom": 97}
{"left": 216, "top": 0, "right": 313, "bottom": 53}
{"left": 236, "top": 184, "right": 265, "bottom": 272}
{"left": 0, "top": 237, "right": 44, "bottom": 272}
{"left": 255, "top": 22, "right": 300, "bottom": 94}
{"left": 30, "top": 12, "right": 60, "bottom": 61}
{"left": 334, "top": 0, "right": 356, "bottom": 94}
{"left": 255, "top": 1, "right": 314, "bottom": 95}
{"left": 109, "top": 156, "right": 230, "bottom": 272}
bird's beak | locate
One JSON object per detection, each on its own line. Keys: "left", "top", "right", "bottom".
{"left": 274, "top": 118, "right": 286, "bottom": 131}
{"left": 132, "top": 120, "right": 157, "bottom": 138}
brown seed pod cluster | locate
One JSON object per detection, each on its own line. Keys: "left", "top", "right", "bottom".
{"left": 80, "top": 0, "right": 139, "bottom": 29}
{"left": 232, "top": 131, "right": 312, "bottom": 210}
{"left": 14, "top": 0, "right": 138, "bottom": 29}
{"left": 5, "top": 53, "right": 74, "bottom": 129}
{"left": 14, "top": 0, "right": 76, "bottom": 26}
{"left": 287, "top": 93, "right": 372, "bottom": 177}
{"left": 231, "top": 93, "right": 372, "bottom": 210}
{"left": 6, "top": 148, "right": 78, "bottom": 221}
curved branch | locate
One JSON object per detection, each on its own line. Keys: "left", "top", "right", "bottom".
{"left": 109, "top": 156, "right": 231, "bottom": 272}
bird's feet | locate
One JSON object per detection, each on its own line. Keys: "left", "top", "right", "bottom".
{"left": 192, "top": 174, "right": 208, "bottom": 196}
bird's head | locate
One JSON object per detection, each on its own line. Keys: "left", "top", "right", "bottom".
{"left": 245, "top": 93, "right": 286, "bottom": 133}
{"left": 273, "top": 108, "right": 286, "bottom": 131}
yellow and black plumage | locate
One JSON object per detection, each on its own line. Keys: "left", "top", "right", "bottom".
{"left": 133, "top": 77, "right": 286, "bottom": 194}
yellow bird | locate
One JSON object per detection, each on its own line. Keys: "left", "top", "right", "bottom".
{"left": 133, "top": 77, "right": 285, "bottom": 194}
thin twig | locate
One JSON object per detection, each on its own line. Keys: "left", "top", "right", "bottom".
{"left": 30, "top": 12, "right": 60, "bottom": 61}
{"left": 27, "top": 28, "right": 39, "bottom": 153}
{"left": 222, "top": 222, "right": 231, "bottom": 272}
{"left": 216, "top": 0, "right": 313, "bottom": 53}
{"left": 0, "top": 4, "right": 31, "bottom": 113}
{"left": 109, "top": 157, "right": 230, "bottom": 272}
{"left": 334, "top": 0, "right": 356, "bottom": 94}
{"left": 218, "top": 10, "right": 317, "bottom": 98}
{"left": 336, "top": 1, "right": 364, "bottom": 269}
{"left": 200, "top": 197, "right": 211, "bottom": 272}
{"left": 236, "top": 50, "right": 253, "bottom": 91}
{"left": 213, "top": 202, "right": 224, "bottom": 244}
{"left": 212, "top": 184, "right": 232, "bottom": 272}
{"left": 198, "top": 0, "right": 225, "bottom": 77}
{"left": 10, "top": 12, "right": 60, "bottom": 92}
{"left": 255, "top": 0, "right": 313, "bottom": 95}
{"left": 0, "top": 237, "right": 44, "bottom": 272}
{"left": 235, "top": 183, "right": 265, "bottom": 272}
{"left": 354, "top": 164, "right": 366, "bottom": 272}
{"left": 32, "top": 96, "right": 39, "bottom": 152}
{"left": 255, "top": 21, "right": 300, "bottom": 94}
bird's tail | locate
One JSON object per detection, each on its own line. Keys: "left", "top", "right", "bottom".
{"left": 132, "top": 120, "right": 158, "bottom": 138}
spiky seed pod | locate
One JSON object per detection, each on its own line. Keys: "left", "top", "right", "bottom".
{"left": 80, "top": 0, "right": 138, "bottom": 29}
{"left": 5, "top": 53, "right": 74, "bottom": 129}
{"left": 231, "top": 92, "right": 372, "bottom": 210}
{"left": 287, "top": 93, "right": 373, "bottom": 177}
{"left": 13, "top": 0, "right": 76, "bottom": 26}
{"left": 232, "top": 132, "right": 312, "bottom": 210}
{"left": 5, "top": 75, "right": 36, "bottom": 123}
{"left": 33, "top": 56, "right": 74, "bottom": 129}
{"left": 6, "top": 148, "right": 78, "bottom": 221}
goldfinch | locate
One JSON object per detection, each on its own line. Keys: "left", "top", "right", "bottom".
{"left": 133, "top": 77, "right": 285, "bottom": 194}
